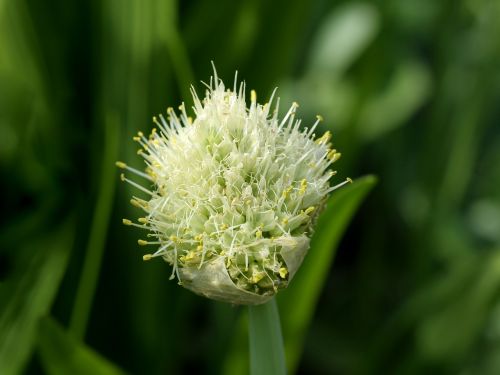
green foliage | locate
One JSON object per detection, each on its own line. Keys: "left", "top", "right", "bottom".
{"left": 1, "top": 0, "right": 500, "bottom": 374}
{"left": 279, "top": 176, "right": 377, "bottom": 372}
{"left": 38, "top": 317, "right": 127, "bottom": 375}
{"left": 0, "top": 220, "right": 75, "bottom": 375}
{"left": 69, "top": 115, "right": 120, "bottom": 340}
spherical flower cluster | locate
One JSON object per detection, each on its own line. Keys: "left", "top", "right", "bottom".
{"left": 118, "top": 69, "right": 349, "bottom": 305}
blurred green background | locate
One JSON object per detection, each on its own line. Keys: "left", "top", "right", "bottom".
{"left": 1, "top": 0, "right": 500, "bottom": 374}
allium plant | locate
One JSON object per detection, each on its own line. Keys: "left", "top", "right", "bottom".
{"left": 118, "top": 68, "right": 349, "bottom": 305}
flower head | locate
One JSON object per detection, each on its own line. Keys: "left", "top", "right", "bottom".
{"left": 118, "top": 68, "right": 349, "bottom": 305}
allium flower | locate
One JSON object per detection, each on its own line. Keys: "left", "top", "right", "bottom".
{"left": 118, "top": 68, "right": 350, "bottom": 305}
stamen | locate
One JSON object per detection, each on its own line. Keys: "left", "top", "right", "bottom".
{"left": 327, "top": 178, "right": 353, "bottom": 193}
{"left": 251, "top": 90, "right": 257, "bottom": 103}
{"left": 121, "top": 174, "right": 156, "bottom": 196}
{"left": 316, "top": 131, "right": 331, "bottom": 145}
{"left": 130, "top": 198, "right": 148, "bottom": 209}
{"left": 278, "top": 102, "right": 299, "bottom": 130}
{"left": 116, "top": 162, "right": 153, "bottom": 181}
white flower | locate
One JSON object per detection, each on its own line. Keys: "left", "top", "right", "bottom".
{"left": 118, "top": 68, "right": 350, "bottom": 305}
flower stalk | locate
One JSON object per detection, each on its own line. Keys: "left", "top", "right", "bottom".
{"left": 248, "top": 299, "right": 286, "bottom": 375}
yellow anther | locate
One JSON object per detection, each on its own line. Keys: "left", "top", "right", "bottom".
{"left": 316, "top": 131, "right": 331, "bottom": 145}
{"left": 194, "top": 234, "right": 203, "bottom": 241}
{"left": 304, "top": 206, "right": 315, "bottom": 215}
{"left": 282, "top": 186, "right": 293, "bottom": 198}
{"left": 347, "top": 177, "right": 353, "bottom": 183}
{"left": 328, "top": 151, "right": 341, "bottom": 162}
{"left": 279, "top": 267, "right": 288, "bottom": 278}
{"left": 169, "top": 235, "right": 179, "bottom": 242}
{"left": 137, "top": 131, "right": 144, "bottom": 137}
{"left": 133, "top": 136, "right": 140, "bottom": 142}
{"left": 149, "top": 128, "right": 157, "bottom": 139}
{"left": 251, "top": 272, "right": 265, "bottom": 284}
{"left": 282, "top": 217, "right": 289, "bottom": 225}
{"left": 167, "top": 107, "right": 173, "bottom": 113}
{"left": 251, "top": 90, "right": 257, "bottom": 103}
{"left": 316, "top": 114, "right": 324, "bottom": 122}
{"left": 292, "top": 101, "right": 299, "bottom": 108}
{"left": 187, "top": 116, "right": 193, "bottom": 125}
{"left": 120, "top": 173, "right": 126, "bottom": 181}
{"left": 130, "top": 199, "right": 142, "bottom": 208}
{"left": 185, "top": 251, "right": 195, "bottom": 261}
{"left": 143, "top": 254, "right": 153, "bottom": 261}
{"left": 299, "top": 179, "right": 307, "bottom": 194}
{"left": 220, "top": 223, "right": 228, "bottom": 230}
{"left": 138, "top": 217, "right": 148, "bottom": 224}
{"left": 137, "top": 149, "right": 143, "bottom": 155}
{"left": 256, "top": 229, "right": 262, "bottom": 239}
{"left": 122, "top": 219, "right": 132, "bottom": 225}
{"left": 197, "top": 245, "right": 203, "bottom": 251}
{"left": 138, "top": 239, "right": 148, "bottom": 246}
{"left": 115, "top": 161, "right": 127, "bottom": 169}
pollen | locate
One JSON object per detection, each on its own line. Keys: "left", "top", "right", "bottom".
{"left": 299, "top": 179, "right": 308, "bottom": 194}
{"left": 279, "top": 267, "right": 288, "bottom": 278}
{"left": 316, "top": 131, "right": 331, "bottom": 145}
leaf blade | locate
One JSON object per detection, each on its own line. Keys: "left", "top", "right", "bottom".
{"left": 279, "top": 175, "right": 377, "bottom": 372}
{"left": 0, "top": 219, "right": 75, "bottom": 375}
{"left": 38, "top": 316, "right": 128, "bottom": 375}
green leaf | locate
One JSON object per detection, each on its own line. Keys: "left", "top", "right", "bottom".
{"left": 0, "top": 218, "right": 75, "bottom": 375}
{"left": 248, "top": 299, "right": 286, "bottom": 375}
{"left": 357, "top": 60, "right": 432, "bottom": 142}
{"left": 278, "top": 175, "right": 377, "bottom": 373}
{"left": 38, "top": 316, "right": 128, "bottom": 375}
{"left": 69, "top": 113, "right": 120, "bottom": 340}
{"left": 415, "top": 250, "right": 500, "bottom": 361}
{"left": 308, "top": 3, "right": 380, "bottom": 76}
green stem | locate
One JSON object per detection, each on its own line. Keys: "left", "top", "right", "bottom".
{"left": 248, "top": 299, "right": 287, "bottom": 375}
{"left": 69, "top": 113, "right": 120, "bottom": 340}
